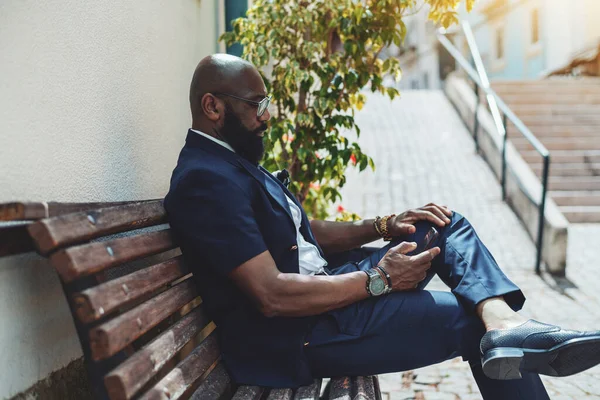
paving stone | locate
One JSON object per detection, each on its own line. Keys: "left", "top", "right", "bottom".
{"left": 388, "top": 389, "right": 423, "bottom": 400}
{"left": 413, "top": 372, "right": 443, "bottom": 386}
{"left": 420, "top": 391, "right": 459, "bottom": 400}
{"left": 339, "top": 91, "right": 600, "bottom": 399}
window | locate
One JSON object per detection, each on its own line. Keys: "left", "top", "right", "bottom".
{"left": 531, "top": 9, "right": 539, "bottom": 44}
{"left": 495, "top": 27, "right": 505, "bottom": 60}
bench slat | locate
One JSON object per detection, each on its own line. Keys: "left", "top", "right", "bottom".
{"left": 0, "top": 224, "right": 35, "bottom": 257}
{"left": 0, "top": 200, "right": 160, "bottom": 222}
{"left": 372, "top": 376, "right": 382, "bottom": 400}
{"left": 73, "top": 255, "right": 187, "bottom": 323}
{"left": 266, "top": 388, "right": 294, "bottom": 400}
{"left": 231, "top": 386, "right": 265, "bottom": 400}
{"left": 0, "top": 202, "right": 49, "bottom": 221}
{"left": 329, "top": 377, "right": 352, "bottom": 399}
{"left": 28, "top": 201, "right": 167, "bottom": 255}
{"left": 90, "top": 279, "right": 198, "bottom": 361}
{"left": 294, "top": 379, "right": 322, "bottom": 400}
{"left": 329, "top": 376, "right": 376, "bottom": 400}
{"left": 104, "top": 306, "right": 210, "bottom": 400}
{"left": 51, "top": 228, "right": 177, "bottom": 283}
{"left": 138, "top": 332, "right": 220, "bottom": 400}
{"left": 189, "top": 362, "right": 232, "bottom": 400}
{"left": 352, "top": 376, "right": 377, "bottom": 399}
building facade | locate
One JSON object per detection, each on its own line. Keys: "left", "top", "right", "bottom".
{"left": 460, "top": 0, "right": 600, "bottom": 79}
{"left": 387, "top": 7, "right": 444, "bottom": 90}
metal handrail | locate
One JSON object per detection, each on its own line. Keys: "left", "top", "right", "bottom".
{"left": 437, "top": 21, "right": 551, "bottom": 274}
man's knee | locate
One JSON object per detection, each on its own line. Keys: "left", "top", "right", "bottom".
{"left": 450, "top": 210, "right": 467, "bottom": 227}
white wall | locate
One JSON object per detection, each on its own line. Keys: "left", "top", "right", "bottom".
{"left": 0, "top": 0, "right": 219, "bottom": 397}
{"left": 542, "top": 0, "right": 574, "bottom": 74}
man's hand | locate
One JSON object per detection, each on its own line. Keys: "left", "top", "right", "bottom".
{"left": 378, "top": 241, "right": 441, "bottom": 291}
{"left": 388, "top": 203, "right": 452, "bottom": 236}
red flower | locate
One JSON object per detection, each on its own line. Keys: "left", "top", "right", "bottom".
{"left": 310, "top": 182, "right": 321, "bottom": 190}
{"left": 337, "top": 205, "right": 345, "bottom": 213}
{"left": 350, "top": 154, "right": 357, "bottom": 165}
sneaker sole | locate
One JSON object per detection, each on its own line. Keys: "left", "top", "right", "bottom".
{"left": 481, "top": 335, "right": 600, "bottom": 380}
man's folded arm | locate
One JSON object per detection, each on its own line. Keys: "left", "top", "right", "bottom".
{"left": 229, "top": 250, "right": 368, "bottom": 318}
{"left": 169, "top": 172, "right": 369, "bottom": 318}
{"left": 310, "top": 219, "right": 380, "bottom": 255}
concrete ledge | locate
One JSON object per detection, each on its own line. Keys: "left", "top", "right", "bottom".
{"left": 444, "top": 74, "right": 568, "bottom": 275}
{"left": 9, "top": 358, "right": 91, "bottom": 400}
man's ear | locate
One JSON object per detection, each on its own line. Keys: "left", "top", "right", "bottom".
{"left": 201, "top": 94, "right": 222, "bottom": 122}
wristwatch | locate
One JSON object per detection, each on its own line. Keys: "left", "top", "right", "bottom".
{"left": 365, "top": 268, "right": 390, "bottom": 297}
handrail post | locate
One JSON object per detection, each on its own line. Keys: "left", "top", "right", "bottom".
{"left": 473, "top": 85, "right": 480, "bottom": 153}
{"left": 501, "top": 113, "right": 508, "bottom": 200}
{"left": 536, "top": 154, "right": 550, "bottom": 274}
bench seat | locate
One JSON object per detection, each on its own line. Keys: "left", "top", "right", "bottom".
{"left": 0, "top": 200, "right": 382, "bottom": 400}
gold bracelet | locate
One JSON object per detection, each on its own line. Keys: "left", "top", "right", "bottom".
{"left": 380, "top": 214, "right": 396, "bottom": 241}
{"left": 373, "top": 216, "right": 383, "bottom": 236}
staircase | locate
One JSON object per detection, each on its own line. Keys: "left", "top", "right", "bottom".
{"left": 493, "top": 78, "right": 600, "bottom": 223}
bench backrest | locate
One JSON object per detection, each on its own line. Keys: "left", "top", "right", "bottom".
{"left": 27, "top": 200, "right": 224, "bottom": 400}
{"left": 1, "top": 200, "right": 382, "bottom": 400}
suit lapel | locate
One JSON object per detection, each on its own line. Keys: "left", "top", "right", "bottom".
{"left": 238, "top": 161, "right": 294, "bottom": 225}
{"left": 259, "top": 167, "right": 325, "bottom": 257}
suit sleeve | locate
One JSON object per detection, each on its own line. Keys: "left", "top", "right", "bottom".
{"left": 167, "top": 173, "right": 268, "bottom": 276}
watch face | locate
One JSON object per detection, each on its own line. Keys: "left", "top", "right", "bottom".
{"left": 369, "top": 276, "right": 386, "bottom": 295}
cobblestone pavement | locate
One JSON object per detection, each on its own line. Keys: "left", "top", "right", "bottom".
{"left": 338, "top": 91, "right": 600, "bottom": 399}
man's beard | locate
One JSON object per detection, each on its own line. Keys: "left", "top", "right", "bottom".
{"left": 218, "top": 104, "right": 267, "bottom": 165}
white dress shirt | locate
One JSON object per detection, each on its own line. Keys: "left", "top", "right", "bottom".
{"left": 190, "top": 129, "right": 328, "bottom": 275}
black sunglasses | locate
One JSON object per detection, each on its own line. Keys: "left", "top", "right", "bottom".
{"left": 213, "top": 92, "right": 271, "bottom": 117}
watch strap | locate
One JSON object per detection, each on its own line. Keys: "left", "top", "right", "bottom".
{"left": 376, "top": 265, "right": 393, "bottom": 294}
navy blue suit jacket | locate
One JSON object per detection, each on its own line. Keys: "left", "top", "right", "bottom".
{"left": 164, "top": 130, "right": 324, "bottom": 387}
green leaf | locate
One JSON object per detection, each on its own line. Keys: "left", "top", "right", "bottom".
{"left": 368, "top": 157, "right": 376, "bottom": 171}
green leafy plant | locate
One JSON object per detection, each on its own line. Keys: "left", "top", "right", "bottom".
{"left": 222, "top": 0, "right": 474, "bottom": 220}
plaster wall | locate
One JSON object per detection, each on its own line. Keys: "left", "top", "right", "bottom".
{"left": 0, "top": 0, "right": 219, "bottom": 397}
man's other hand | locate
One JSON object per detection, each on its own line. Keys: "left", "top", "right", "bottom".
{"left": 388, "top": 203, "right": 452, "bottom": 236}
{"left": 378, "top": 241, "right": 441, "bottom": 291}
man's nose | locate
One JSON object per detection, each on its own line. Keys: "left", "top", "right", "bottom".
{"left": 259, "top": 108, "right": 271, "bottom": 122}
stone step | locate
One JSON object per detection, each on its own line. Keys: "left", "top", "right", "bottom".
{"left": 498, "top": 94, "right": 600, "bottom": 105}
{"left": 521, "top": 150, "right": 600, "bottom": 164}
{"left": 507, "top": 126, "right": 600, "bottom": 138}
{"left": 507, "top": 104, "right": 600, "bottom": 116}
{"left": 495, "top": 87, "right": 600, "bottom": 96}
{"left": 509, "top": 115, "right": 600, "bottom": 126}
{"left": 493, "top": 81, "right": 600, "bottom": 92}
{"left": 550, "top": 191, "right": 600, "bottom": 206}
{"left": 558, "top": 206, "right": 600, "bottom": 223}
{"left": 548, "top": 176, "right": 600, "bottom": 191}
{"left": 512, "top": 137, "right": 600, "bottom": 151}
{"left": 531, "top": 163, "right": 600, "bottom": 177}
{"left": 493, "top": 78, "right": 600, "bottom": 86}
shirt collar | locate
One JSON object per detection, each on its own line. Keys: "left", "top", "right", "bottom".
{"left": 190, "top": 129, "right": 235, "bottom": 153}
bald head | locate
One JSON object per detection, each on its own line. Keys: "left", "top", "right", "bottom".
{"left": 189, "top": 54, "right": 258, "bottom": 119}
{"left": 187, "top": 54, "right": 270, "bottom": 164}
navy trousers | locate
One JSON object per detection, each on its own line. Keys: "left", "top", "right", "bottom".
{"left": 304, "top": 212, "right": 549, "bottom": 400}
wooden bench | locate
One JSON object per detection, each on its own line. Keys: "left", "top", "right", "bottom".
{"left": 0, "top": 200, "right": 382, "bottom": 400}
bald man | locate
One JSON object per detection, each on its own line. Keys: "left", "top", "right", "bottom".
{"left": 164, "top": 54, "right": 600, "bottom": 399}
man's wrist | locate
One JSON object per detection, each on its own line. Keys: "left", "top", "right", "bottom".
{"left": 376, "top": 265, "right": 393, "bottom": 292}
{"left": 374, "top": 214, "right": 395, "bottom": 241}
{"left": 364, "top": 267, "right": 392, "bottom": 296}
{"left": 373, "top": 217, "right": 383, "bottom": 237}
